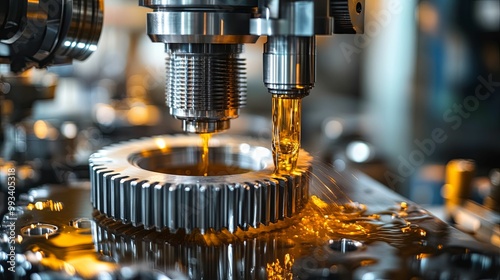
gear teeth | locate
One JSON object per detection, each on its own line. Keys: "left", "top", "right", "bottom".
{"left": 90, "top": 135, "right": 311, "bottom": 233}
{"left": 93, "top": 214, "right": 284, "bottom": 280}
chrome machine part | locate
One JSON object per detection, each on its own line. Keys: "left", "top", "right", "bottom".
{"left": 140, "top": 0, "right": 259, "bottom": 133}
{"left": 251, "top": 1, "right": 317, "bottom": 98}
{"left": 263, "top": 36, "right": 316, "bottom": 97}
{"left": 0, "top": 0, "right": 104, "bottom": 73}
{"left": 89, "top": 135, "right": 312, "bottom": 233}
{"left": 140, "top": 0, "right": 366, "bottom": 130}
{"left": 250, "top": 0, "right": 365, "bottom": 98}
{"left": 250, "top": 0, "right": 329, "bottom": 98}
{"left": 165, "top": 44, "right": 246, "bottom": 133}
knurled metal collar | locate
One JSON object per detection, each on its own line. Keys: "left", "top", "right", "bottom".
{"left": 89, "top": 135, "right": 312, "bottom": 233}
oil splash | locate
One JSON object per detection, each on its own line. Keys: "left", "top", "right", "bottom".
{"left": 265, "top": 195, "right": 435, "bottom": 279}
{"left": 267, "top": 253, "right": 294, "bottom": 280}
{"left": 93, "top": 193, "right": 435, "bottom": 279}
{"left": 4, "top": 168, "right": 498, "bottom": 279}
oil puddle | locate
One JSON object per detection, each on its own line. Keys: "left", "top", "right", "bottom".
{"left": 1, "top": 172, "right": 499, "bottom": 279}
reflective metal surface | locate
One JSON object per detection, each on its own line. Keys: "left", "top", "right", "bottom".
{"left": 140, "top": 1, "right": 258, "bottom": 134}
{"left": 164, "top": 44, "right": 246, "bottom": 134}
{"left": 140, "top": 0, "right": 363, "bottom": 133}
{"left": 264, "top": 36, "right": 316, "bottom": 97}
{"left": 90, "top": 135, "right": 312, "bottom": 233}
{"left": 56, "top": 0, "right": 104, "bottom": 61}
{"left": 1, "top": 170, "right": 499, "bottom": 279}
{"left": 140, "top": 0, "right": 258, "bottom": 8}
{"left": 0, "top": 0, "right": 103, "bottom": 72}
{"left": 250, "top": 1, "right": 316, "bottom": 36}
{"left": 6, "top": 1, "right": 498, "bottom": 279}
{"left": 147, "top": 12, "right": 258, "bottom": 44}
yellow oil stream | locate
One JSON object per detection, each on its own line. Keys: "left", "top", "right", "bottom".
{"left": 272, "top": 95, "right": 302, "bottom": 174}
{"left": 200, "top": 133, "right": 212, "bottom": 176}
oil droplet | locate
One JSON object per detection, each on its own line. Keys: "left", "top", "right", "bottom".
{"left": 311, "top": 195, "right": 330, "bottom": 209}
{"left": 400, "top": 201, "right": 408, "bottom": 211}
{"left": 401, "top": 225, "right": 413, "bottom": 233}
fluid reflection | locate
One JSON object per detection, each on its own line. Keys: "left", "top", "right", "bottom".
{"left": 20, "top": 226, "right": 117, "bottom": 278}
{"left": 91, "top": 194, "right": 498, "bottom": 279}
{"left": 3, "top": 172, "right": 499, "bottom": 279}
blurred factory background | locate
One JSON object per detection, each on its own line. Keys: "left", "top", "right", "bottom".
{"left": 1, "top": 0, "right": 499, "bottom": 210}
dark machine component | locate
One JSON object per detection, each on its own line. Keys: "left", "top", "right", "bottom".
{"left": 0, "top": 0, "right": 104, "bottom": 72}
{"left": 0, "top": 0, "right": 24, "bottom": 40}
{"left": 331, "top": 0, "right": 366, "bottom": 33}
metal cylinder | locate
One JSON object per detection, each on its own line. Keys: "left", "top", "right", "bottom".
{"left": 146, "top": 11, "right": 258, "bottom": 45}
{"left": 165, "top": 44, "right": 247, "bottom": 133}
{"left": 56, "top": 0, "right": 104, "bottom": 61}
{"left": 140, "top": 1, "right": 259, "bottom": 133}
{"left": 0, "top": 0, "right": 103, "bottom": 72}
{"left": 264, "top": 36, "right": 316, "bottom": 97}
{"left": 140, "top": 0, "right": 257, "bottom": 8}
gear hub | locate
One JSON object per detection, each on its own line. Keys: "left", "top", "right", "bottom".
{"left": 90, "top": 135, "right": 312, "bottom": 233}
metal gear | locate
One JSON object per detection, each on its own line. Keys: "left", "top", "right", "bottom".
{"left": 93, "top": 212, "right": 285, "bottom": 280}
{"left": 89, "top": 135, "right": 312, "bottom": 233}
